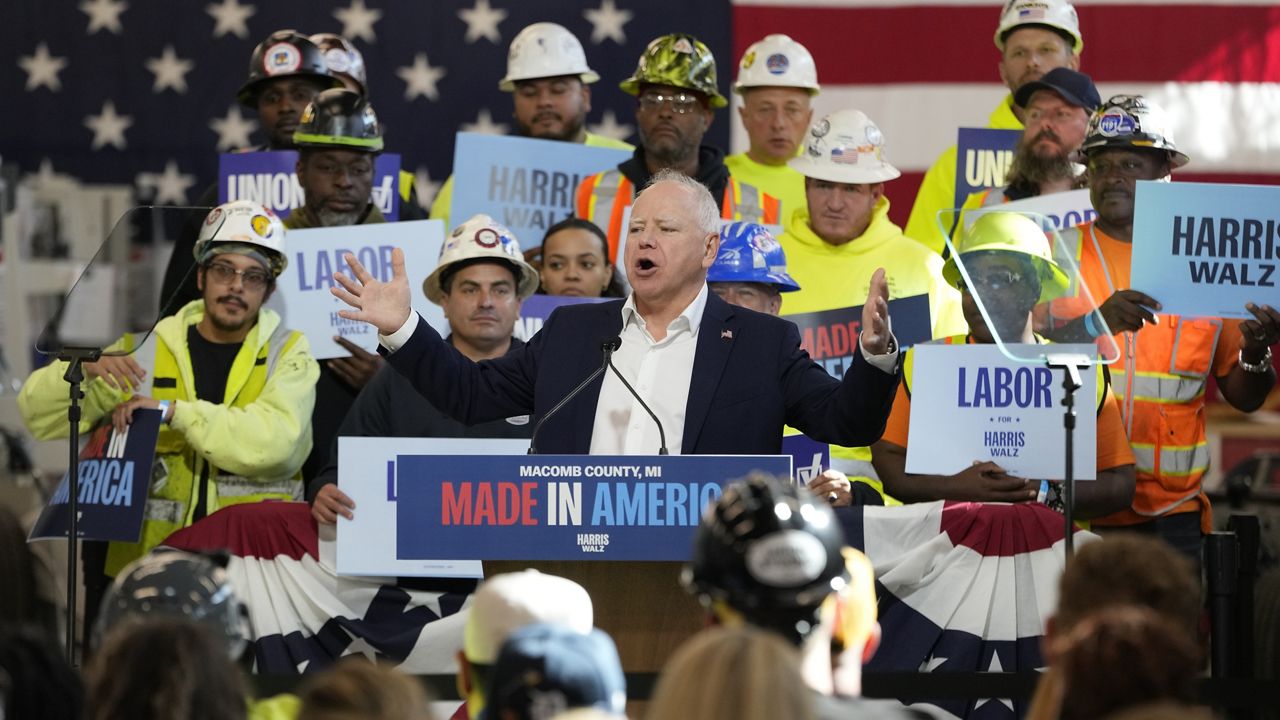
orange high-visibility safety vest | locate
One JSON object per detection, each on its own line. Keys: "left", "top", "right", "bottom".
{"left": 575, "top": 169, "right": 781, "bottom": 263}
{"left": 1048, "top": 223, "right": 1244, "bottom": 533}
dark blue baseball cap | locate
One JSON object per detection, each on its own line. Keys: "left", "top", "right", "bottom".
{"left": 482, "top": 624, "right": 627, "bottom": 720}
{"left": 1014, "top": 67, "right": 1101, "bottom": 111}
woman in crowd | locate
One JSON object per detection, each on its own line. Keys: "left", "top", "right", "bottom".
{"left": 535, "top": 218, "right": 624, "bottom": 297}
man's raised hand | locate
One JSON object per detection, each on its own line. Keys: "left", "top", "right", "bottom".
{"left": 331, "top": 247, "right": 412, "bottom": 336}
{"left": 860, "top": 267, "right": 892, "bottom": 355}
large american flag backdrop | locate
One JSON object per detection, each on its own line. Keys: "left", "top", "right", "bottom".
{"left": 5, "top": 1, "right": 1277, "bottom": 228}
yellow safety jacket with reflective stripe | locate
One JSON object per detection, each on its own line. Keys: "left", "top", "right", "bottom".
{"left": 724, "top": 152, "right": 805, "bottom": 225}
{"left": 904, "top": 96, "right": 1023, "bottom": 255}
{"left": 18, "top": 301, "right": 319, "bottom": 575}
{"left": 429, "top": 132, "right": 634, "bottom": 232}
{"left": 1048, "top": 223, "right": 1228, "bottom": 532}
{"left": 575, "top": 170, "right": 781, "bottom": 263}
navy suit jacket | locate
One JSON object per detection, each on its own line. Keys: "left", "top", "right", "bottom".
{"left": 385, "top": 292, "right": 900, "bottom": 455}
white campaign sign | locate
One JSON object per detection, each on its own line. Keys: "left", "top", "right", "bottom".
{"left": 964, "top": 188, "right": 1096, "bottom": 232}
{"left": 336, "top": 436, "right": 528, "bottom": 578}
{"left": 267, "top": 220, "right": 448, "bottom": 360}
{"left": 905, "top": 343, "right": 1098, "bottom": 480}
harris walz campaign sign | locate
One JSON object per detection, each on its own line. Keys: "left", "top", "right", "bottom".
{"left": 30, "top": 409, "right": 161, "bottom": 542}
{"left": 395, "top": 455, "right": 791, "bottom": 561}
{"left": 787, "top": 294, "right": 933, "bottom": 379}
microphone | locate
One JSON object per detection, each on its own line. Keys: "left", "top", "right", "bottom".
{"left": 528, "top": 337, "right": 620, "bottom": 455}
{"left": 606, "top": 338, "right": 669, "bottom": 455}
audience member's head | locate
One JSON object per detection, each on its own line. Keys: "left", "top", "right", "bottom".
{"left": 646, "top": 626, "right": 814, "bottom": 720}
{"left": 93, "top": 550, "right": 252, "bottom": 661}
{"left": 538, "top": 218, "right": 621, "bottom": 298}
{"left": 458, "top": 570, "right": 593, "bottom": 718}
{"left": 1053, "top": 606, "right": 1200, "bottom": 720}
{"left": 484, "top": 623, "right": 626, "bottom": 720}
{"left": 297, "top": 658, "right": 434, "bottom": 720}
{"left": 0, "top": 625, "right": 84, "bottom": 720}
{"left": 1051, "top": 534, "right": 1200, "bottom": 646}
{"left": 1103, "top": 702, "right": 1215, "bottom": 720}
{"left": 88, "top": 617, "right": 248, "bottom": 720}
{"left": 0, "top": 506, "right": 56, "bottom": 639}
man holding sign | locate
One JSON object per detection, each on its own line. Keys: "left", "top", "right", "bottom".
{"left": 872, "top": 212, "right": 1135, "bottom": 517}
{"left": 430, "top": 22, "right": 632, "bottom": 232}
{"left": 333, "top": 170, "right": 899, "bottom": 457}
{"left": 19, "top": 201, "right": 319, "bottom": 577}
{"left": 1041, "top": 95, "right": 1278, "bottom": 561}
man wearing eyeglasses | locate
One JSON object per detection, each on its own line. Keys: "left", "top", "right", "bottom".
{"left": 576, "top": 33, "right": 781, "bottom": 263}
{"left": 19, "top": 200, "right": 319, "bottom": 578}
{"left": 1038, "top": 96, "right": 1278, "bottom": 566}
{"left": 724, "top": 34, "right": 819, "bottom": 224}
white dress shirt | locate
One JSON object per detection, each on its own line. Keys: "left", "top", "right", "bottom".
{"left": 587, "top": 285, "right": 708, "bottom": 455}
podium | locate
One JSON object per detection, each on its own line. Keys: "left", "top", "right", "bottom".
{"left": 337, "top": 446, "right": 793, "bottom": 673}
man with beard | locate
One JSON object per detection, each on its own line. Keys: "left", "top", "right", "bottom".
{"left": 962, "top": 68, "right": 1099, "bottom": 208}
{"left": 576, "top": 33, "right": 781, "bottom": 262}
{"left": 309, "top": 215, "right": 538, "bottom": 524}
{"left": 159, "top": 31, "right": 341, "bottom": 310}
{"left": 1039, "top": 96, "right": 1278, "bottom": 567}
{"left": 19, "top": 201, "right": 318, "bottom": 577}
{"left": 430, "top": 22, "right": 632, "bottom": 232}
{"left": 904, "top": 0, "right": 1084, "bottom": 253}
{"left": 871, "top": 212, "right": 1134, "bottom": 517}
{"left": 282, "top": 88, "right": 393, "bottom": 482}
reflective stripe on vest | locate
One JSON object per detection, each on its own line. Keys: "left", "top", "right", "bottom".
{"left": 1110, "top": 370, "right": 1206, "bottom": 405}
{"left": 726, "top": 179, "right": 781, "bottom": 225}
{"left": 1128, "top": 443, "right": 1210, "bottom": 479}
{"left": 980, "top": 187, "right": 1007, "bottom": 207}
{"left": 581, "top": 170, "right": 634, "bottom": 262}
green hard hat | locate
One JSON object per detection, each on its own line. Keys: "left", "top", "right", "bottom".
{"left": 620, "top": 34, "right": 727, "bottom": 109}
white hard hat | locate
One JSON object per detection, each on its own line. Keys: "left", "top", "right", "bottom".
{"left": 499, "top": 22, "right": 600, "bottom": 91}
{"left": 423, "top": 214, "right": 540, "bottom": 303}
{"left": 733, "top": 34, "right": 819, "bottom": 95}
{"left": 463, "top": 570, "right": 594, "bottom": 664}
{"left": 994, "top": 0, "right": 1084, "bottom": 54}
{"left": 788, "top": 110, "right": 900, "bottom": 185}
{"left": 193, "top": 200, "right": 288, "bottom": 276}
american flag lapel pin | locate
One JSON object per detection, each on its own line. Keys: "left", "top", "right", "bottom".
{"left": 721, "top": 329, "right": 733, "bottom": 340}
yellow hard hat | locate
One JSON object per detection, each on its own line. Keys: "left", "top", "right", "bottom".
{"left": 942, "top": 212, "right": 1070, "bottom": 303}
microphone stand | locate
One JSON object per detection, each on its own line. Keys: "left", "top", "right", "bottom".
{"left": 606, "top": 353, "right": 669, "bottom": 455}
{"left": 528, "top": 339, "right": 619, "bottom": 455}
{"left": 57, "top": 346, "right": 102, "bottom": 665}
{"left": 1045, "top": 351, "right": 1090, "bottom": 559}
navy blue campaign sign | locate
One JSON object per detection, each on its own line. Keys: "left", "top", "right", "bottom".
{"left": 1130, "top": 180, "right": 1279, "bottom": 319}
{"left": 450, "top": 133, "right": 631, "bottom": 242}
{"left": 29, "top": 409, "right": 162, "bottom": 543}
{"left": 954, "top": 128, "right": 1021, "bottom": 209}
{"left": 219, "top": 151, "right": 403, "bottom": 221}
{"left": 782, "top": 434, "right": 830, "bottom": 486}
{"left": 787, "top": 294, "right": 932, "bottom": 380}
{"left": 517, "top": 294, "right": 611, "bottom": 341}
{"left": 395, "top": 454, "right": 791, "bottom": 561}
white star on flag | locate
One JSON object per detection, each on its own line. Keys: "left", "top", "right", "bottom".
{"left": 206, "top": 0, "right": 255, "bottom": 39}
{"left": 588, "top": 110, "right": 634, "bottom": 142}
{"left": 19, "top": 43, "right": 69, "bottom": 92}
{"left": 583, "top": 0, "right": 632, "bottom": 45}
{"left": 397, "top": 53, "right": 446, "bottom": 101}
{"left": 974, "top": 651, "right": 1014, "bottom": 711}
{"left": 413, "top": 166, "right": 443, "bottom": 210}
{"left": 461, "top": 108, "right": 509, "bottom": 136}
{"left": 80, "top": 0, "right": 127, "bottom": 35}
{"left": 209, "top": 105, "right": 258, "bottom": 151}
{"left": 137, "top": 160, "right": 197, "bottom": 205}
{"left": 146, "top": 45, "right": 195, "bottom": 94}
{"left": 457, "top": 0, "right": 507, "bottom": 45}
{"left": 334, "top": 0, "right": 382, "bottom": 43}
{"left": 84, "top": 100, "right": 133, "bottom": 151}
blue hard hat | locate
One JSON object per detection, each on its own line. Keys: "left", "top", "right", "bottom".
{"left": 708, "top": 222, "right": 800, "bottom": 292}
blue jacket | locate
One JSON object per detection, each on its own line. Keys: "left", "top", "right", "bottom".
{"left": 384, "top": 292, "right": 899, "bottom": 455}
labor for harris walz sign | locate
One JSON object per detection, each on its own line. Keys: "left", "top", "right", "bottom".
{"left": 29, "top": 409, "right": 162, "bottom": 543}
{"left": 266, "top": 220, "right": 447, "bottom": 360}
{"left": 905, "top": 344, "right": 1097, "bottom": 480}
{"left": 1130, "top": 181, "right": 1279, "bottom": 319}
{"left": 219, "top": 151, "right": 403, "bottom": 221}
{"left": 450, "top": 133, "right": 631, "bottom": 243}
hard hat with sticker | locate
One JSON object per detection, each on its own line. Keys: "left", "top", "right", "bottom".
{"left": 745, "top": 530, "right": 829, "bottom": 587}
{"left": 1080, "top": 94, "right": 1189, "bottom": 168}
{"left": 619, "top": 33, "right": 727, "bottom": 108}
{"left": 237, "top": 30, "right": 340, "bottom": 108}
{"left": 423, "top": 214, "right": 540, "bottom": 303}
{"left": 498, "top": 22, "right": 600, "bottom": 91}
{"left": 193, "top": 200, "right": 288, "bottom": 277}
{"left": 790, "top": 109, "right": 899, "bottom": 184}
{"left": 765, "top": 53, "right": 790, "bottom": 75}
{"left": 708, "top": 222, "right": 800, "bottom": 291}
{"left": 734, "top": 34, "right": 819, "bottom": 94}
{"left": 264, "top": 42, "right": 302, "bottom": 75}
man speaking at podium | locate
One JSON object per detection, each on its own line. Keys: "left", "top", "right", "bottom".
{"left": 332, "top": 170, "right": 900, "bottom": 455}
